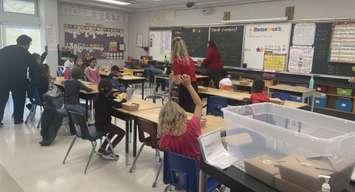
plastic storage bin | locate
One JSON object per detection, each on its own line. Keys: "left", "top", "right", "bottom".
{"left": 271, "top": 92, "right": 290, "bottom": 100}
{"left": 336, "top": 88, "right": 353, "bottom": 97}
{"left": 288, "top": 95, "right": 302, "bottom": 103}
{"left": 336, "top": 98, "right": 353, "bottom": 112}
{"left": 223, "top": 103, "right": 355, "bottom": 160}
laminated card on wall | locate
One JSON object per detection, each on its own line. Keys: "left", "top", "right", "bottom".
{"left": 243, "top": 23, "right": 292, "bottom": 70}
{"left": 292, "top": 23, "right": 316, "bottom": 46}
{"left": 288, "top": 46, "right": 315, "bottom": 73}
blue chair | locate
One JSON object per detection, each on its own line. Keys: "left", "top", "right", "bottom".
{"left": 62, "top": 111, "right": 117, "bottom": 174}
{"left": 163, "top": 151, "right": 220, "bottom": 192}
{"left": 207, "top": 96, "right": 228, "bottom": 117}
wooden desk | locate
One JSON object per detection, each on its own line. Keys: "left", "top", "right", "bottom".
{"left": 100, "top": 68, "right": 145, "bottom": 77}
{"left": 198, "top": 86, "right": 308, "bottom": 109}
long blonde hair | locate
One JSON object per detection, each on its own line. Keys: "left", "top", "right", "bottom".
{"left": 171, "top": 37, "right": 189, "bottom": 61}
{"left": 158, "top": 101, "right": 187, "bottom": 136}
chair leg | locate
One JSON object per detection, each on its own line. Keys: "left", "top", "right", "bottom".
{"left": 129, "top": 143, "right": 145, "bottom": 173}
{"left": 30, "top": 105, "right": 37, "bottom": 121}
{"left": 36, "top": 112, "right": 43, "bottom": 129}
{"left": 152, "top": 158, "right": 163, "bottom": 188}
{"left": 84, "top": 141, "right": 97, "bottom": 174}
{"left": 25, "top": 105, "right": 36, "bottom": 124}
{"left": 62, "top": 136, "right": 77, "bottom": 164}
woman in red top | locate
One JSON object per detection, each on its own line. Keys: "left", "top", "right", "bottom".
{"left": 202, "top": 40, "right": 223, "bottom": 88}
{"left": 250, "top": 79, "right": 270, "bottom": 104}
{"left": 171, "top": 37, "right": 198, "bottom": 113}
{"left": 159, "top": 75, "right": 203, "bottom": 161}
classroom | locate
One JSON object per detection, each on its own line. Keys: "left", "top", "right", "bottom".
{"left": 1, "top": 0, "right": 355, "bottom": 192}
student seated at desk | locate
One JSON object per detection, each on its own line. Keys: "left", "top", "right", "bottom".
{"left": 95, "top": 79, "right": 126, "bottom": 160}
{"left": 250, "top": 79, "right": 270, "bottom": 104}
{"left": 219, "top": 70, "right": 233, "bottom": 91}
{"left": 64, "top": 68, "right": 93, "bottom": 134}
{"left": 84, "top": 58, "right": 101, "bottom": 84}
{"left": 158, "top": 74, "right": 203, "bottom": 161}
{"left": 107, "top": 65, "right": 125, "bottom": 92}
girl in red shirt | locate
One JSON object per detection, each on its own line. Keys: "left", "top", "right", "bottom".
{"left": 250, "top": 79, "right": 270, "bottom": 104}
{"left": 202, "top": 40, "right": 223, "bottom": 88}
{"left": 158, "top": 75, "right": 203, "bottom": 161}
{"left": 171, "top": 37, "right": 198, "bottom": 113}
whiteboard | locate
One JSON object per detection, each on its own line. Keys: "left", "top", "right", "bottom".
{"left": 243, "top": 23, "right": 292, "bottom": 70}
{"left": 149, "top": 30, "right": 172, "bottom": 62}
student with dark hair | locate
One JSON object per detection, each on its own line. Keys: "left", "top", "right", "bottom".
{"left": 250, "top": 79, "right": 270, "bottom": 104}
{"left": 107, "top": 65, "right": 125, "bottom": 92}
{"left": 0, "top": 34, "right": 37, "bottom": 125}
{"left": 84, "top": 58, "right": 101, "bottom": 84}
{"left": 95, "top": 79, "right": 126, "bottom": 159}
{"left": 202, "top": 40, "right": 223, "bottom": 88}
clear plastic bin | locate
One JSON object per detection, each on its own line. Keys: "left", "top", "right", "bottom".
{"left": 222, "top": 103, "right": 355, "bottom": 166}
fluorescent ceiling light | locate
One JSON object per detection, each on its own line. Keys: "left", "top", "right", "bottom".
{"left": 96, "top": 0, "right": 131, "bottom": 5}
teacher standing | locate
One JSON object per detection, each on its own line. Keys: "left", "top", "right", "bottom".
{"left": 172, "top": 37, "right": 198, "bottom": 113}
{"left": 0, "top": 35, "right": 37, "bottom": 126}
{"left": 202, "top": 40, "right": 223, "bottom": 88}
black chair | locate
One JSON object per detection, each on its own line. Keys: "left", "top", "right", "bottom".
{"left": 25, "top": 87, "right": 44, "bottom": 128}
{"left": 129, "top": 118, "right": 162, "bottom": 187}
{"left": 62, "top": 111, "right": 117, "bottom": 174}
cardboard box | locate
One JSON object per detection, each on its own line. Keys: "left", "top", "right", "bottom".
{"left": 277, "top": 154, "right": 353, "bottom": 192}
{"left": 274, "top": 175, "right": 312, "bottom": 192}
{"left": 122, "top": 103, "right": 139, "bottom": 111}
{"left": 244, "top": 155, "right": 280, "bottom": 186}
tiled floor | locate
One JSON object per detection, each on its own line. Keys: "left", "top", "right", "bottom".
{"left": 0, "top": 95, "right": 166, "bottom": 192}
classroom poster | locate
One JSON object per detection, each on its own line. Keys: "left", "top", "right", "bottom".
{"left": 288, "top": 46, "right": 315, "bottom": 73}
{"left": 330, "top": 23, "right": 355, "bottom": 63}
{"left": 243, "top": 23, "right": 292, "bottom": 70}
{"left": 149, "top": 30, "right": 172, "bottom": 62}
{"left": 292, "top": 23, "right": 316, "bottom": 46}
{"left": 263, "top": 53, "right": 287, "bottom": 71}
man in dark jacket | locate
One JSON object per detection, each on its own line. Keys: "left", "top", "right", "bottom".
{"left": 0, "top": 35, "right": 37, "bottom": 126}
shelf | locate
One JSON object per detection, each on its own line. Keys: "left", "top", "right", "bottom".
{"left": 314, "top": 106, "right": 355, "bottom": 115}
{"left": 321, "top": 93, "right": 355, "bottom": 99}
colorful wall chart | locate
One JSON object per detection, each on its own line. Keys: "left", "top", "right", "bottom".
{"left": 263, "top": 53, "right": 287, "bottom": 71}
{"left": 63, "top": 24, "right": 125, "bottom": 60}
{"left": 288, "top": 46, "right": 315, "bottom": 73}
{"left": 149, "top": 30, "right": 172, "bottom": 62}
{"left": 243, "top": 23, "right": 292, "bottom": 70}
{"left": 330, "top": 23, "right": 355, "bottom": 64}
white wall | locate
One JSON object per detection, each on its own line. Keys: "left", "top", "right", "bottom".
{"left": 128, "top": 0, "right": 355, "bottom": 58}
{"left": 58, "top": 3, "right": 129, "bottom": 67}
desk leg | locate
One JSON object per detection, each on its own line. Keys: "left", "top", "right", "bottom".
{"left": 199, "top": 170, "right": 207, "bottom": 192}
{"left": 125, "top": 120, "right": 130, "bottom": 166}
{"left": 129, "top": 120, "right": 132, "bottom": 143}
{"left": 142, "top": 82, "right": 145, "bottom": 100}
{"left": 85, "top": 99, "right": 88, "bottom": 120}
{"left": 133, "top": 120, "right": 137, "bottom": 157}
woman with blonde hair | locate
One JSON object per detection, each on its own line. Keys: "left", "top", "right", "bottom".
{"left": 171, "top": 37, "right": 198, "bottom": 113}
{"left": 158, "top": 74, "right": 203, "bottom": 161}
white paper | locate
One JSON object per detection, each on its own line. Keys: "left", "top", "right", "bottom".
{"left": 288, "top": 46, "right": 314, "bottom": 73}
{"left": 243, "top": 23, "right": 292, "bottom": 70}
{"left": 149, "top": 30, "right": 172, "bottom": 62}
{"left": 293, "top": 23, "right": 316, "bottom": 46}
{"left": 199, "top": 130, "right": 238, "bottom": 169}
{"left": 330, "top": 23, "right": 355, "bottom": 63}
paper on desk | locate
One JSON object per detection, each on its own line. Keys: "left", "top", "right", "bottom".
{"left": 199, "top": 130, "right": 238, "bottom": 169}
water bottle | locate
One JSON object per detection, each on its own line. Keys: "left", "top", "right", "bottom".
{"left": 309, "top": 75, "right": 315, "bottom": 89}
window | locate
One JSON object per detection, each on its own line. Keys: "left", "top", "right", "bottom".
{"left": 4, "top": 26, "right": 42, "bottom": 54}
{"left": 3, "top": 0, "right": 36, "bottom": 15}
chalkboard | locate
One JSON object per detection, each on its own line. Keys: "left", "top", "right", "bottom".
{"left": 210, "top": 25, "right": 244, "bottom": 67}
{"left": 180, "top": 27, "right": 209, "bottom": 58}
{"left": 312, "top": 23, "right": 355, "bottom": 76}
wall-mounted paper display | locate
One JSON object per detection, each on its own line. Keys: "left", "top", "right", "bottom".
{"left": 263, "top": 53, "right": 287, "bottom": 71}
{"left": 288, "top": 46, "right": 315, "bottom": 73}
{"left": 149, "top": 30, "right": 172, "bottom": 62}
{"left": 292, "top": 23, "right": 316, "bottom": 46}
{"left": 243, "top": 23, "right": 292, "bottom": 70}
{"left": 330, "top": 23, "right": 355, "bottom": 64}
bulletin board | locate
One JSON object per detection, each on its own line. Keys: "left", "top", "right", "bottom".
{"left": 243, "top": 23, "right": 292, "bottom": 70}
{"left": 149, "top": 30, "right": 172, "bottom": 62}
{"left": 330, "top": 23, "right": 355, "bottom": 63}
{"left": 63, "top": 24, "right": 125, "bottom": 60}
{"left": 263, "top": 53, "right": 287, "bottom": 71}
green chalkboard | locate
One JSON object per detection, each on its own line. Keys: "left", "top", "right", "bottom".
{"left": 210, "top": 25, "right": 244, "bottom": 67}
{"left": 180, "top": 27, "right": 209, "bottom": 58}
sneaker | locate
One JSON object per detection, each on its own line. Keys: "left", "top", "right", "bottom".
{"left": 0, "top": 122, "right": 3, "bottom": 127}
{"left": 26, "top": 103, "right": 33, "bottom": 111}
{"left": 106, "top": 149, "right": 119, "bottom": 158}
{"left": 101, "top": 151, "right": 117, "bottom": 160}
{"left": 97, "top": 148, "right": 106, "bottom": 156}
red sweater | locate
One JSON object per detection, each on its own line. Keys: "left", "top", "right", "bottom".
{"left": 202, "top": 47, "right": 223, "bottom": 71}
{"left": 172, "top": 57, "right": 197, "bottom": 81}
{"left": 251, "top": 92, "right": 270, "bottom": 104}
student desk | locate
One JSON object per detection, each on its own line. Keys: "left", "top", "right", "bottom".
{"left": 54, "top": 77, "right": 98, "bottom": 120}
{"left": 198, "top": 86, "right": 308, "bottom": 109}
{"left": 100, "top": 68, "right": 145, "bottom": 77}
